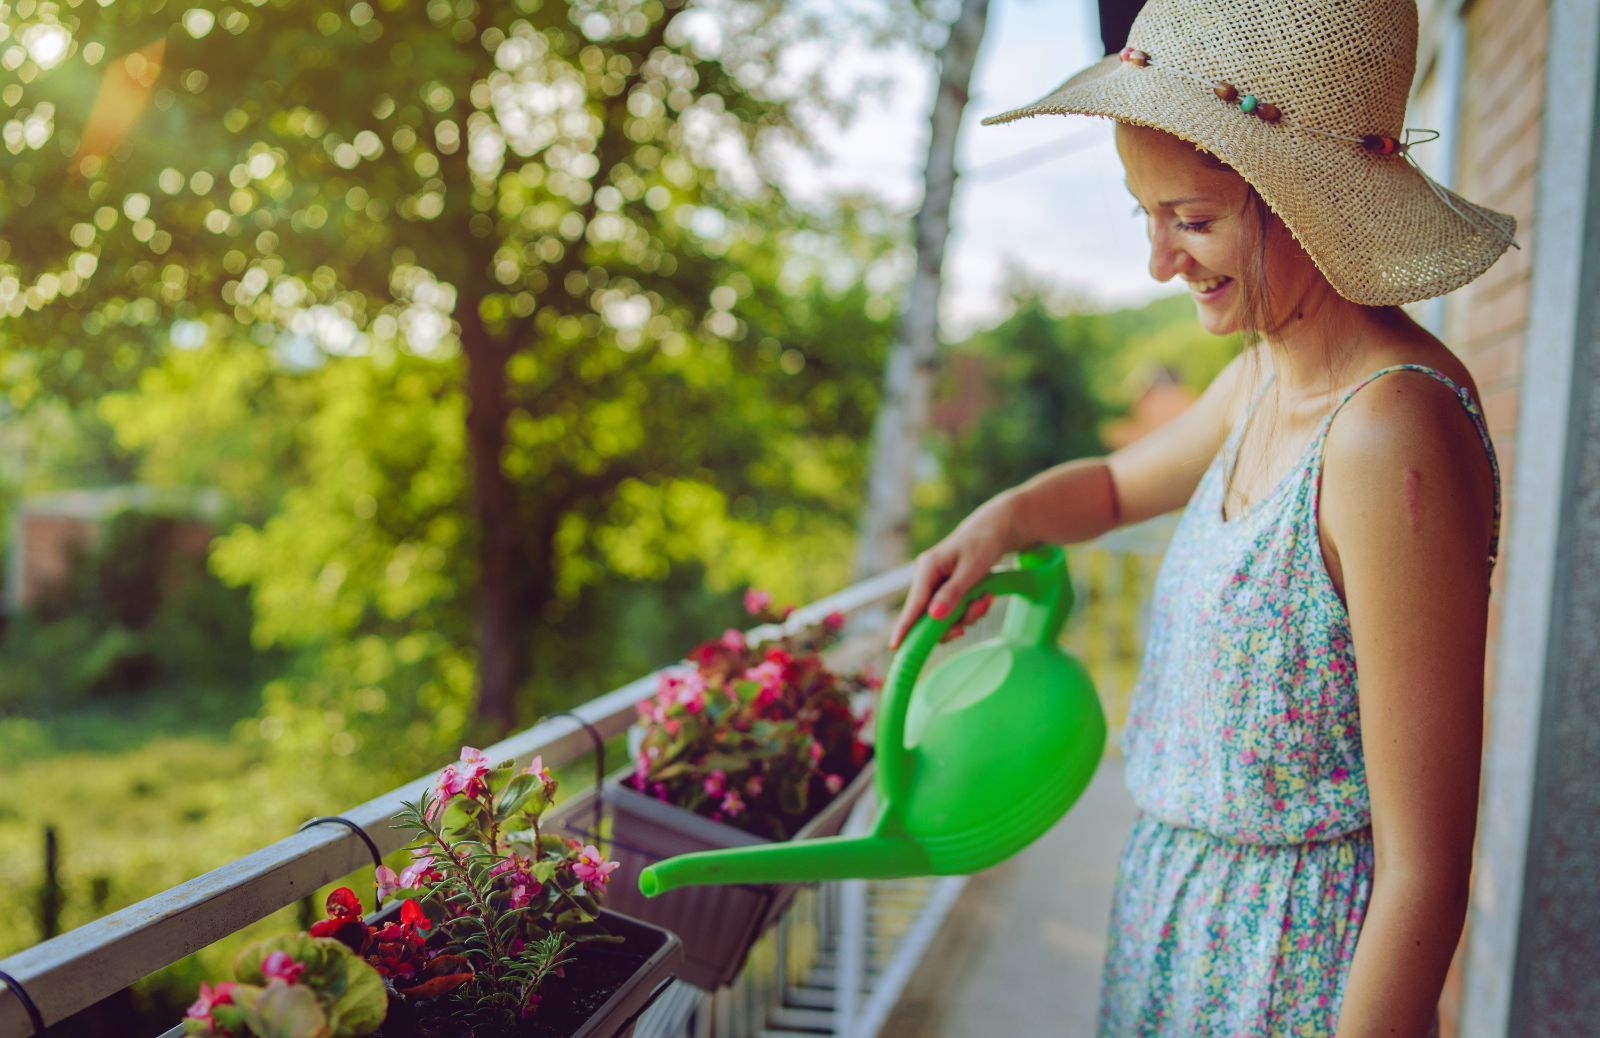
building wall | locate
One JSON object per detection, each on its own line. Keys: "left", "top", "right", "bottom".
{"left": 1434, "top": 0, "right": 1549, "bottom": 1032}
{"left": 15, "top": 514, "right": 100, "bottom": 613}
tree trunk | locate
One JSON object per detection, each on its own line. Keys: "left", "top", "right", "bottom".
{"left": 854, "top": 0, "right": 992, "bottom": 580}
{"left": 459, "top": 301, "right": 524, "bottom": 733}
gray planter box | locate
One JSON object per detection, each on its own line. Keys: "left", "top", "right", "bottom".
{"left": 601, "top": 762, "right": 874, "bottom": 991}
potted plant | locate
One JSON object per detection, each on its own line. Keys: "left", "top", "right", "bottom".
{"left": 601, "top": 590, "right": 878, "bottom": 990}
{"left": 180, "top": 747, "right": 682, "bottom": 1037}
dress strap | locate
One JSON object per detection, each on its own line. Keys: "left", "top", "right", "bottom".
{"left": 1311, "top": 364, "right": 1502, "bottom": 572}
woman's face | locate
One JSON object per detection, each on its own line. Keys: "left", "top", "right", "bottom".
{"left": 1114, "top": 123, "right": 1322, "bottom": 337}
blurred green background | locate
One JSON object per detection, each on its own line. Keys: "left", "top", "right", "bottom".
{"left": 0, "top": 0, "right": 1232, "bottom": 1031}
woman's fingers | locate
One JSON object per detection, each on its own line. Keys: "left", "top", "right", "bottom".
{"left": 938, "top": 592, "right": 995, "bottom": 644}
{"left": 890, "top": 551, "right": 950, "bottom": 650}
{"left": 927, "top": 555, "right": 985, "bottom": 624}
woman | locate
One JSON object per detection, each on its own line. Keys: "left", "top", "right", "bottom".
{"left": 889, "top": 0, "right": 1516, "bottom": 1034}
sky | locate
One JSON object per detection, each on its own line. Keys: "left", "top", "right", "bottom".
{"left": 778, "top": 0, "right": 1183, "bottom": 338}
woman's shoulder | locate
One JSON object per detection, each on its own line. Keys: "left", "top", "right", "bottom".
{"left": 1318, "top": 337, "right": 1498, "bottom": 564}
{"left": 1323, "top": 328, "right": 1491, "bottom": 473}
{"left": 1354, "top": 315, "right": 1484, "bottom": 405}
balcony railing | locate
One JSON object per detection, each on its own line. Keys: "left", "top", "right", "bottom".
{"left": 0, "top": 518, "right": 1172, "bottom": 1038}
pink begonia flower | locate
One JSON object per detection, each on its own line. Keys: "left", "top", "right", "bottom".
{"left": 720, "top": 628, "right": 746, "bottom": 653}
{"left": 633, "top": 752, "right": 651, "bottom": 788}
{"left": 808, "top": 738, "right": 824, "bottom": 766}
{"left": 664, "top": 718, "right": 681, "bottom": 735}
{"left": 427, "top": 746, "right": 493, "bottom": 821}
{"left": 186, "top": 981, "right": 237, "bottom": 1023}
{"left": 824, "top": 610, "right": 846, "bottom": 631}
{"left": 720, "top": 790, "right": 745, "bottom": 816}
{"left": 824, "top": 773, "right": 844, "bottom": 795}
{"left": 572, "top": 845, "right": 620, "bottom": 889}
{"left": 744, "top": 774, "right": 764, "bottom": 798}
{"left": 490, "top": 854, "right": 542, "bottom": 909}
{"left": 524, "top": 754, "right": 557, "bottom": 797}
{"left": 744, "top": 588, "right": 771, "bottom": 615}
{"left": 657, "top": 668, "right": 692, "bottom": 699}
{"left": 745, "top": 660, "right": 784, "bottom": 698}
{"left": 374, "top": 865, "right": 400, "bottom": 901}
{"left": 397, "top": 851, "right": 439, "bottom": 890}
{"left": 261, "top": 951, "right": 305, "bottom": 984}
{"left": 660, "top": 669, "right": 708, "bottom": 712}
{"left": 651, "top": 782, "right": 668, "bottom": 801}
{"left": 704, "top": 768, "right": 726, "bottom": 797}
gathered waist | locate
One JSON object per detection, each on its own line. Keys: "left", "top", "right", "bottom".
{"left": 1130, "top": 806, "right": 1373, "bottom": 850}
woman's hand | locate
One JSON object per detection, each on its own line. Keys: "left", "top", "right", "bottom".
{"left": 888, "top": 495, "right": 1015, "bottom": 651}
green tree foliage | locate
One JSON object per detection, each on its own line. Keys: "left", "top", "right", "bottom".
{"left": 1, "top": 0, "right": 901, "bottom": 733}
{"left": 0, "top": 508, "right": 263, "bottom": 712}
{"left": 932, "top": 297, "right": 1109, "bottom": 529}
{"left": 921, "top": 290, "right": 1240, "bottom": 545}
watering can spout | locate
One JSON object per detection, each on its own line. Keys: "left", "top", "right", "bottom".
{"left": 638, "top": 830, "right": 931, "bottom": 897}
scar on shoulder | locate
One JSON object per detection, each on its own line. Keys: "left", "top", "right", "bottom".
{"left": 1402, "top": 468, "right": 1423, "bottom": 533}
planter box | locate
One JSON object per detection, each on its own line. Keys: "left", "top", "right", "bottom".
{"left": 601, "top": 761, "right": 874, "bottom": 991}
{"left": 162, "top": 907, "right": 681, "bottom": 1038}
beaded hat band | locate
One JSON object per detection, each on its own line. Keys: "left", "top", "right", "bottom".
{"left": 980, "top": 0, "right": 1518, "bottom": 307}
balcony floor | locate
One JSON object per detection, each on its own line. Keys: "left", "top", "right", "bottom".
{"left": 883, "top": 754, "right": 1136, "bottom": 1036}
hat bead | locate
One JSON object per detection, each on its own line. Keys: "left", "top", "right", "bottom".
{"left": 1255, "top": 102, "right": 1281, "bottom": 123}
{"left": 1120, "top": 47, "right": 1150, "bottom": 66}
{"left": 1361, "top": 134, "right": 1402, "bottom": 155}
{"left": 1239, "top": 94, "right": 1258, "bottom": 114}
{"left": 1214, "top": 82, "right": 1238, "bottom": 103}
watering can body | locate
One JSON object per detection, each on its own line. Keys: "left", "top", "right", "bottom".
{"left": 637, "top": 545, "right": 1106, "bottom": 897}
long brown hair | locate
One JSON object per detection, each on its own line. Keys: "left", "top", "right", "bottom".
{"left": 1194, "top": 147, "right": 1403, "bottom": 509}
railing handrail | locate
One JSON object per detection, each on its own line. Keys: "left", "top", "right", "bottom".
{"left": 0, "top": 564, "right": 919, "bottom": 1037}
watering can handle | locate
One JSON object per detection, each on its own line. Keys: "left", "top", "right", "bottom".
{"left": 875, "top": 545, "right": 1074, "bottom": 809}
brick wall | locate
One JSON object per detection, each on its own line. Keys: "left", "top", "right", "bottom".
{"left": 1436, "top": 0, "right": 1549, "bottom": 1032}
{"left": 17, "top": 515, "right": 99, "bottom": 612}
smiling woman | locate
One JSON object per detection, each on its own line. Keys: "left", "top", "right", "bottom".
{"left": 894, "top": 0, "right": 1516, "bottom": 1034}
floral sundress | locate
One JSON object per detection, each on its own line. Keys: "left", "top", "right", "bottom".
{"left": 1097, "top": 364, "right": 1501, "bottom": 1037}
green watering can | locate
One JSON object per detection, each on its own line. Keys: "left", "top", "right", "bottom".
{"left": 636, "top": 544, "right": 1106, "bottom": 897}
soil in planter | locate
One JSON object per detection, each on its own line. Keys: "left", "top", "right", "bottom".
{"left": 374, "top": 923, "right": 657, "bottom": 1037}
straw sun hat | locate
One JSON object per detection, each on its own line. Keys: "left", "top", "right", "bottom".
{"left": 981, "top": 0, "right": 1518, "bottom": 306}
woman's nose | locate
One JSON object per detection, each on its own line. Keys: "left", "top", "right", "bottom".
{"left": 1146, "top": 224, "right": 1191, "bottom": 283}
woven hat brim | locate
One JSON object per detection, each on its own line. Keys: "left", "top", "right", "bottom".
{"left": 981, "top": 55, "right": 1516, "bottom": 306}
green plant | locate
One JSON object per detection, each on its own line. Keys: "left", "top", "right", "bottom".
{"left": 182, "top": 748, "right": 625, "bottom": 1034}
{"left": 386, "top": 753, "right": 618, "bottom": 1028}
{"left": 181, "top": 933, "right": 388, "bottom": 1038}
{"left": 629, "top": 591, "right": 876, "bottom": 840}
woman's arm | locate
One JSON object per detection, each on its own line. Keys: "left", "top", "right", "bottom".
{"left": 1004, "top": 347, "right": 1254, "bottom": 544}
{"left": 891, "top": 347, "right": 1253, "bottom": 649}
{"left": 1319, "top": 373, "right": 1497, "bottom": 1038}
{"left": 1104, "top": 347, "right": 1255, "bottom": 525}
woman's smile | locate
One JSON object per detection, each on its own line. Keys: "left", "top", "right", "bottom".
{"left": 1187, "top": 275, "right": 1233, "bottom": 303}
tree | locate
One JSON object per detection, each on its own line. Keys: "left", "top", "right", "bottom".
{"left": 1, "top": 0, "right": 896, "bottom": 731}
{"left": 931, "top": 296, "right": 1109, "bottom": 530}
{"left": 854, "top": 0, "right": 992, "bottom": 580}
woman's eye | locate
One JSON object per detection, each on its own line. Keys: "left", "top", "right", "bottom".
{"left": 1175, "top": 219, "right": 1211, "bottom": 233}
